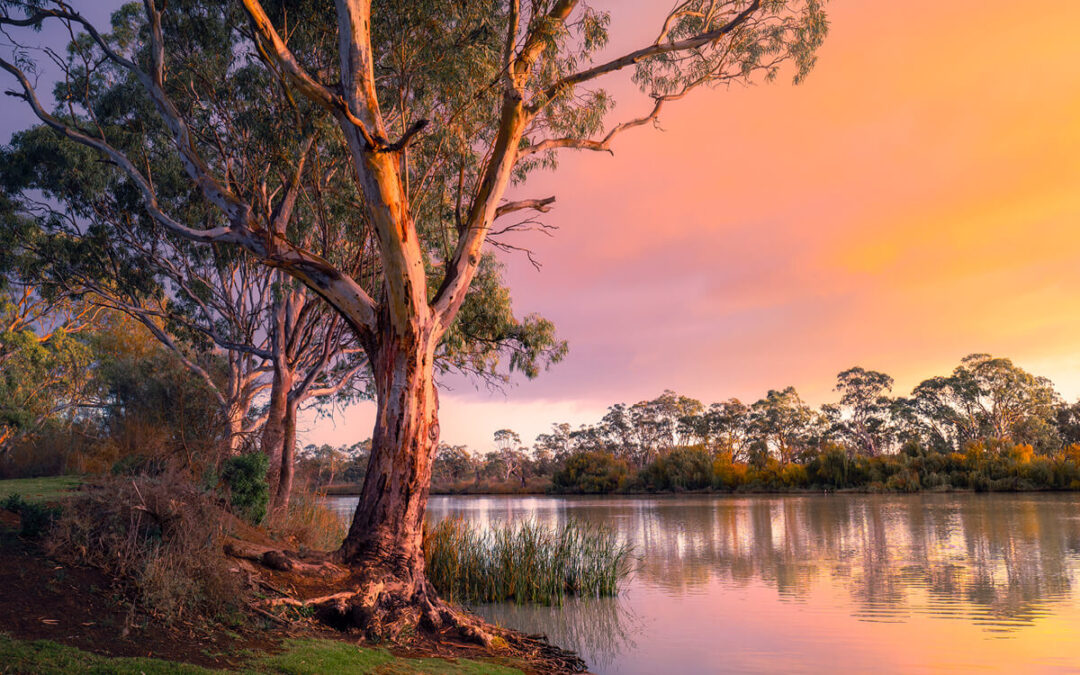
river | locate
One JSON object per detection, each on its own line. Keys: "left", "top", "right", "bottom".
{"left": 327, "top": 493, "right": 1080, "bottom": 674}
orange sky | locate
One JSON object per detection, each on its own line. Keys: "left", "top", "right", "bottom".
{"left": 393, "top": 0, "right": 1080, "bottom": 451}
{"left": 4, "top": 1, "right": 1079, "bottom": 451}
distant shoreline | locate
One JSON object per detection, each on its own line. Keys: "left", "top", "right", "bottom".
{"left": 321, "top": 484, "right": 1079, "bottom": 498}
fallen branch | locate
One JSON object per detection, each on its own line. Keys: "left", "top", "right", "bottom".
{"left": 258, "top": 591, "right": 356, "bottom": 608}
{"left": 248, "top": 603, "right": 290, "bottom": 625}
{"left": 223, "top": 537, "right": 347, "bottom": 577}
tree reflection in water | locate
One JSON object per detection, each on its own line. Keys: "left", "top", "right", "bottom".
{"left": 473, "top": 596, "right": 641, "bottom": 672}
{"left": 331, "top": 494, "right": 1080, "bottom": 671}
{"left": 624, "top": 495, "right": 1077, "bottom": 629}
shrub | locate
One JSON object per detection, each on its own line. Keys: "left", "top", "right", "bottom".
{"left": 220, "top": 451, "right": 270, "bottom": 524}
{"left": 780, "top": 463, "right": 809, "bottom": 488}
{"left": 0, "top": 493, "right": 22, "bottom": 512}
{"left": 0, "top": 425, "right": 69, "bottom": 479}
{"left": 551, "top": 452, "right": 628, "bottom": 494}
{"left": 640, "top": 447, "right": 712, "bottom": 491}
{"left": 47, "top": 476, "right": 242, "bottom": 624}
{"left": 810, "top": 445, "right": 852, "bottom": 488}
{"left": 885, "top": 470, "right": 920, "bottom": 493}
{"left": 1022, "top": 457, "right": 1053, "bottom": 486}
{"left": 922, "top": 472, "right": 945, "bottom": 489}
{"left": 424, "top": 517, "right": 633, "bottom": 605}
{"left": 713, "top": 454, "right": 748, "bottom": 489}
{"left": 2, "top": 493, "right": 62, "bottom": 538}
{"left": 748, "top": 458, "right": 784, "bottom": 488}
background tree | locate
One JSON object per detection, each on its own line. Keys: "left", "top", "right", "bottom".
{"left": 534, "top": 422, "right": 574, "bottom": 463}
{"left": 701, "top": 399, "right": 752, "bottom": 461}
{"left": 831, "top": 367, "right": 895, "bottom": 456}
{"left": 899, "top": 354, "right": 1060, "bottom": 453}
{"left": 0, "top": 285, "right": 98, "bottom": 453}
{"left": 431, "top": 443, "right": 477, "bottom": 485}
{"left": 492, "top": 428, "right": 528, "bottom": 485}
{"left": 747, "top": 387, "right": 819, "bottom": 464}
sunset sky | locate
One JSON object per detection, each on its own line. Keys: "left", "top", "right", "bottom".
{"left": 408, "top": 0, "right": 1080, "bottom": 451}
{"left": 4, "top": 1, "right": 1080, "bottom": 452}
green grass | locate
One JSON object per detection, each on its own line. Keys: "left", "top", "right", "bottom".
{"left": 254, "top": 638, "right": 525, "bottom": 674}
{"left": 0, "top": 633, "right": 213, "bottom": 674}
{"left": 0, "top": 634, "right": 526, "bottom": 675}
{"left": 425, "top": 517, "right": 634, "bottom": 605}
{"left": 0, "top": 476, "right": 82, "bottom": 503}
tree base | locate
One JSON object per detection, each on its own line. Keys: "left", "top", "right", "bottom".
{"left": 227, "top": 541, "right": 588, "bottom": 673}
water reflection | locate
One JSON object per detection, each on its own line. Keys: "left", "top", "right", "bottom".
{"left": 329, "top": 494, "right": 1080, "bottom": 673}
{"left": 478, "top": 596, "right": 642, "bottom": 672}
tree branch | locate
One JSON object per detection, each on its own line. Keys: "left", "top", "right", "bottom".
{"left": 431, "top": 2, "right": 580, "bottom": 329}
{"left": 0, "top": 7, "right": 380, "bottom": 336}
{"left": 494, "top": 196, "right": 556, "bottom": 219}
{"left": 520, "top": 97, "right": 666, "bottom": 158}
{"left": 0, "top": 57, "right": 236, "bottom": 244}
{"left": 528, "top": 0, "right": 761, "bottom": 111}
{"left": 239, "top": 0, "right": 380, "bottom": 149}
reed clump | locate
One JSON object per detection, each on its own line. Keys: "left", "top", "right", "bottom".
{"left": 424, "top": 517, "right": 633, "bottom": 605}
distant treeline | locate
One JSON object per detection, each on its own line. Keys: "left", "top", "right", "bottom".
{"left": 304, "top": 353, "right": 1080, "bottom": 495}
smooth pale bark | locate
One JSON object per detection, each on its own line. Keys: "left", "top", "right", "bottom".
{"left": 261, "top": 363, "right": 292, "bottom": 509}
{"left": 226, "top": 404, "right": 247, "bottom": 454}
{"left": 276, "top": 398, "right": 297, "bottom": 511}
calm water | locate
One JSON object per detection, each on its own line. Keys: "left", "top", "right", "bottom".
{"left": 328, "top": 494, "right": 1080, "bottom": 674}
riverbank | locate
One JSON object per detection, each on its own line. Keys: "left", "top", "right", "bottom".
{"left": 326, "top": 444, "right": 1080, "bottom": 497}
{"left": 0, "top": 478, "right": 557, "bottom": 675}
{"left": 0, "top": 633, "right": 528, "bottom": 674}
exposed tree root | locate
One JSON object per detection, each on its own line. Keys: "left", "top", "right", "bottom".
{"left": 227, "top": 542, "right": 588, "bottom": 673}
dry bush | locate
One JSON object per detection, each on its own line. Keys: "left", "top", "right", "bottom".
{"left": 270, "top": 490, "right": 346, "bottom": 551}
{"left": 46, "top": 473, "right": 243, "bottom": 624}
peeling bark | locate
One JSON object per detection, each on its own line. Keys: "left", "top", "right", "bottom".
{"left": 341, "top": 324, "right": 437, "bottom": 573}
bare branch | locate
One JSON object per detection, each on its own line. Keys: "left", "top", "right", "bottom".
{"left": 382, "top": 118, "right": 429, "bottom": 153}
{"left": 521, "top": 96, "right": 666, "bottom": 158}
{"left": 270, "top": 135, "right": 315, "bottom": 236}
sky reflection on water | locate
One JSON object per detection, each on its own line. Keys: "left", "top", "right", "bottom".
{"left": 329, "top": 494, "right": 1080, "bottom": 673}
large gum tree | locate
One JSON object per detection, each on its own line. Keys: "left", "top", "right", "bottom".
{"left": 0, "top": 0, "right": 826, "bottom": 641}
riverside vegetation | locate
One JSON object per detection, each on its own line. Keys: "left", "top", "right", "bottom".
{"left": 310, "top": 355, "right": 1080, "bottom": 496}
{"left": 424, "top": 519, "right": 633, "bottom": 605}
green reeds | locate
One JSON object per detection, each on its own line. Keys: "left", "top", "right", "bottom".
{"left": 423, "top": 517, "right": 633, "bottom": 605}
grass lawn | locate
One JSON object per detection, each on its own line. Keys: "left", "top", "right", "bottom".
{"left": 0, "top": 476, "right": 82, "bottom": 503}
{"left": 0, "top": 634, "right": 527, "bottom": 675}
